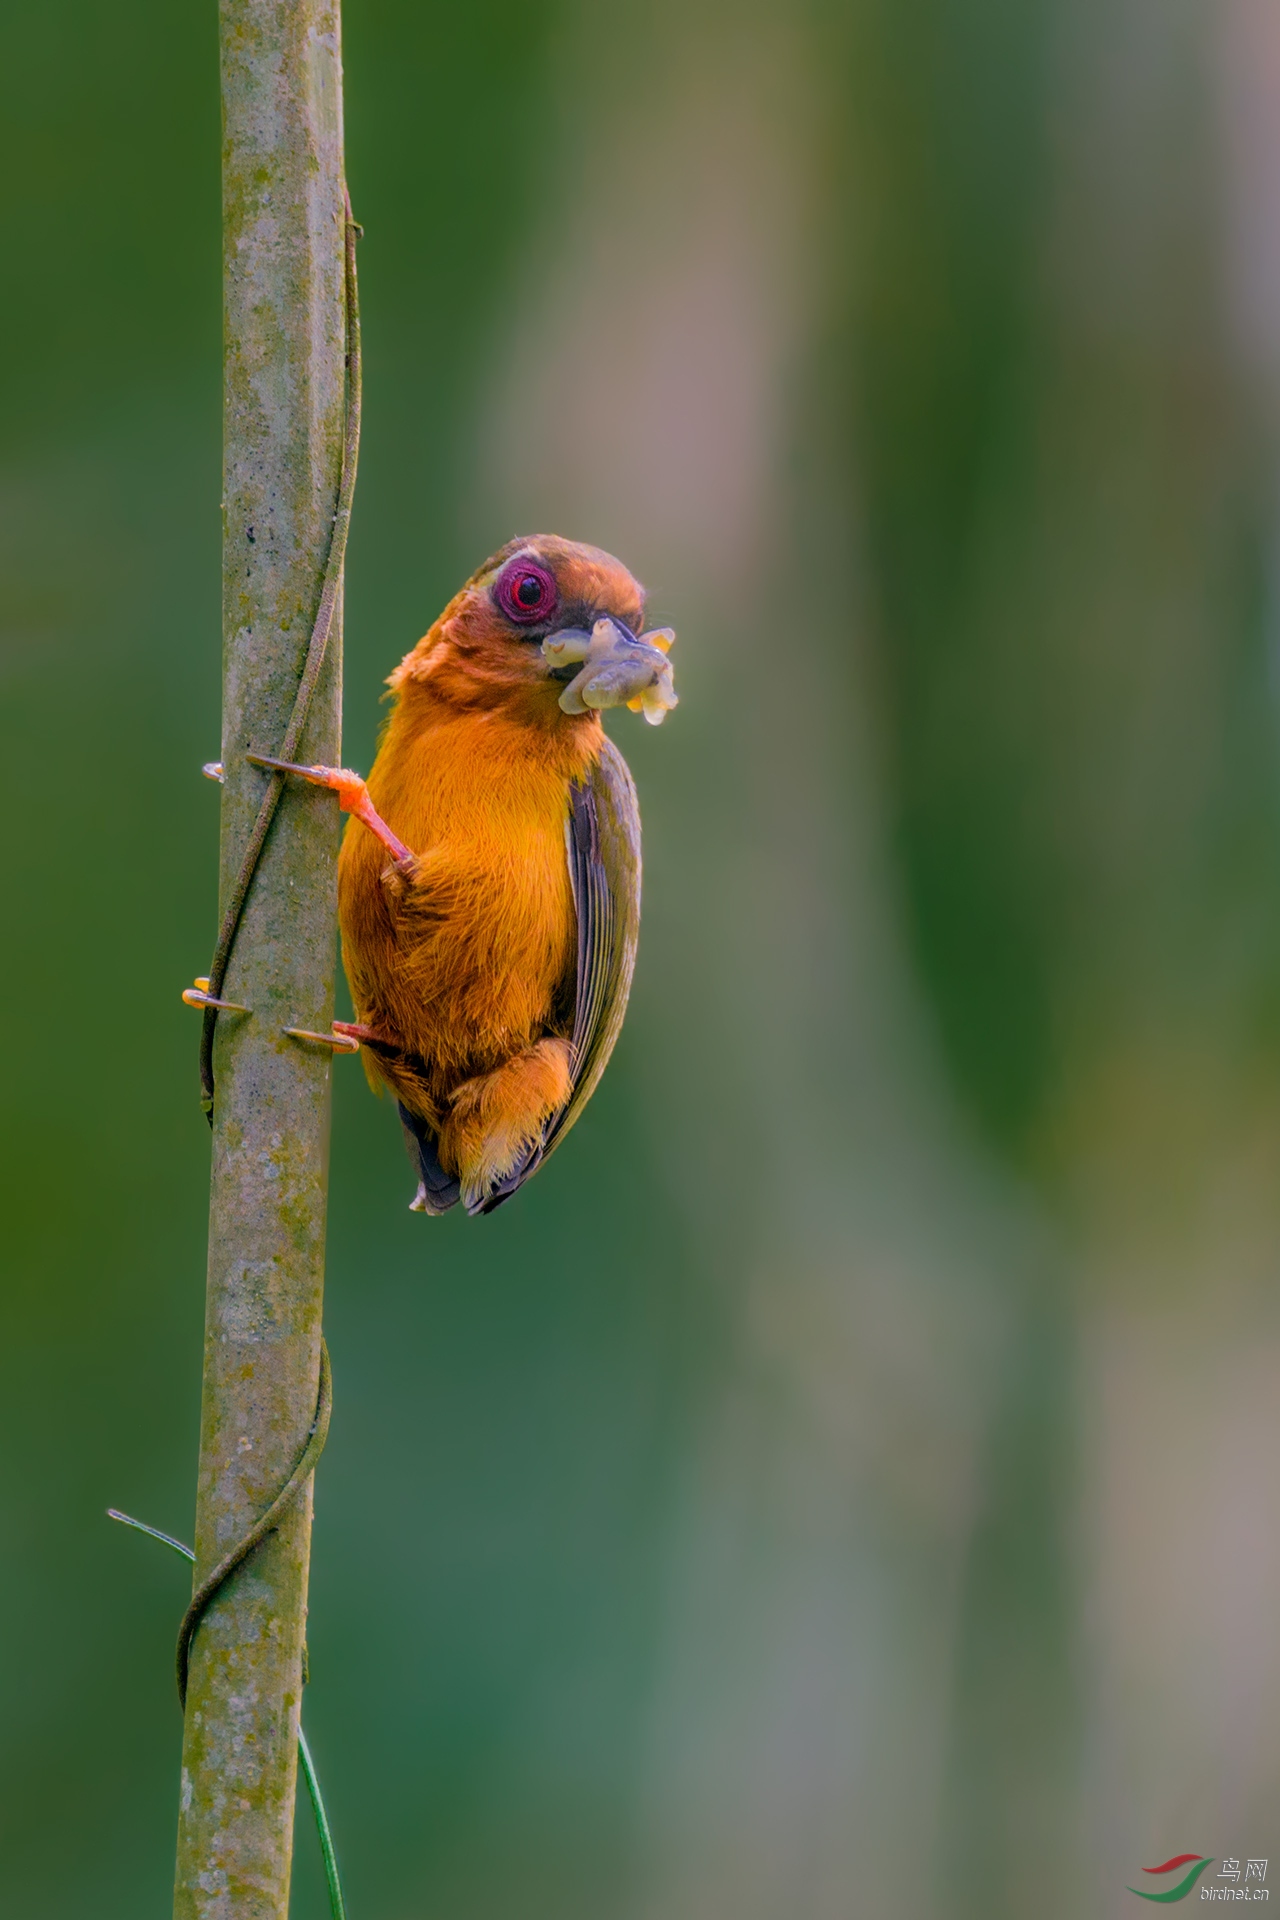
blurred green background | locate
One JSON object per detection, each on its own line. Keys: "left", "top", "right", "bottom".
{"left": 6, "top": 1, "right": 1280, "bottom": 1915}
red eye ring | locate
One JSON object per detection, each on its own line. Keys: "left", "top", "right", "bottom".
{"left": 494, "top": 558, "right": 558, "bottom": 626}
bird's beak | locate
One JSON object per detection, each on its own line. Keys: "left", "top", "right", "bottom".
{"left": 542, "top": 617, "right": 678, "bottom": 725}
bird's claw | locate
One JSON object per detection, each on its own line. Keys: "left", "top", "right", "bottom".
{"left": 544, "top": 618, "right": 677, "bottom": 726}
{"left": 284, "top": 1025, "right": 361, "bottom": 1053}
{"left": 183, "top": 976, "right": 249, "bottom": 1013}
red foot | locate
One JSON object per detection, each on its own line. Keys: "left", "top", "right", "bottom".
{"left": 246, "top": 753, "right": 416, "bottom": 873}
{"left": 333, "top": 1021, "right": 380, "bottom": 1044}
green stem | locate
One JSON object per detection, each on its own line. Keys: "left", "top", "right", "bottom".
{"left": 179, "top": 4, "right": 349, "bottom": 1911}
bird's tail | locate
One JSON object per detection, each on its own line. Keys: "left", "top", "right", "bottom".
{"left": 397, "top": 1104, "right": 462, "bottom": 1214}
{"left": 472, "top": 1144, "right": 543, "bottom": 1214}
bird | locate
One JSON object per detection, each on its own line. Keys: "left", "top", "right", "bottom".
{"left": 250, "top": 534, "right": 676, "bottom": 1215}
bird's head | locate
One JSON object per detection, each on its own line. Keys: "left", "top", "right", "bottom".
{"left": 393, "top": 535, "right": 677, "bottom": 726}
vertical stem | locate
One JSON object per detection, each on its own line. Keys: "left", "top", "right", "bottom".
{"left": 174, "top": 4, "right": 346, "bottom": 1916}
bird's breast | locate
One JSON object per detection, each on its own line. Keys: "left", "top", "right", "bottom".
{"left": 337, "top": 700, "right": 595, "bottom": 1083}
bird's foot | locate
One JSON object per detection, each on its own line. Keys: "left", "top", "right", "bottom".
{"left": 246, "top": 754, "right": 417, "bottom": 873}
{"left": 332, "top": 1021, "right": 381, "bottom": 1045}
{"left": 332, "top": 1020, "right": 406, "bottom": 1059}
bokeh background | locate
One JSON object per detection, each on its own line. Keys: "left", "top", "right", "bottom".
{"left": 6, "top": 0, "right": 1280, "bottom": 1914}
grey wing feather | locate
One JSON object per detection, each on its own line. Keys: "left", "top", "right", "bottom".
{"left": 545, "top": 734, "right": 642, "bottom": 1156}
{"left": 472, "top": 736, "right": 641, "bottom": 1213}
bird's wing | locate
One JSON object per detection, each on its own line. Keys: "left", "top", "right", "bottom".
{"left": 476, "top": 736, "right": 641, "bottom": 1212}
{"left": 552, "top": 733, "right": 643, "bottom": 1150}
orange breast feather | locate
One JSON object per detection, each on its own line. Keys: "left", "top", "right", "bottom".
{"left": 336, "top": 679, "right": 600, "bottom": 1119}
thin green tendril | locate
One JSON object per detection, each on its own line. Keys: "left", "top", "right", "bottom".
{"left": 108, "top": 1506, "right": 348, "bottom": 1920}
{"left": 299, "top": 1724, "right": 348, "bottom": 1920}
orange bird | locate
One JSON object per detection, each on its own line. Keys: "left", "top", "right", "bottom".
{"left": 252, "top": 535, "right": 676, "bottom": 1215}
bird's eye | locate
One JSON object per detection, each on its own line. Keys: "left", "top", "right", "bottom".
{"left": 494, "top": 559, "right": 558, "bottom": 626}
